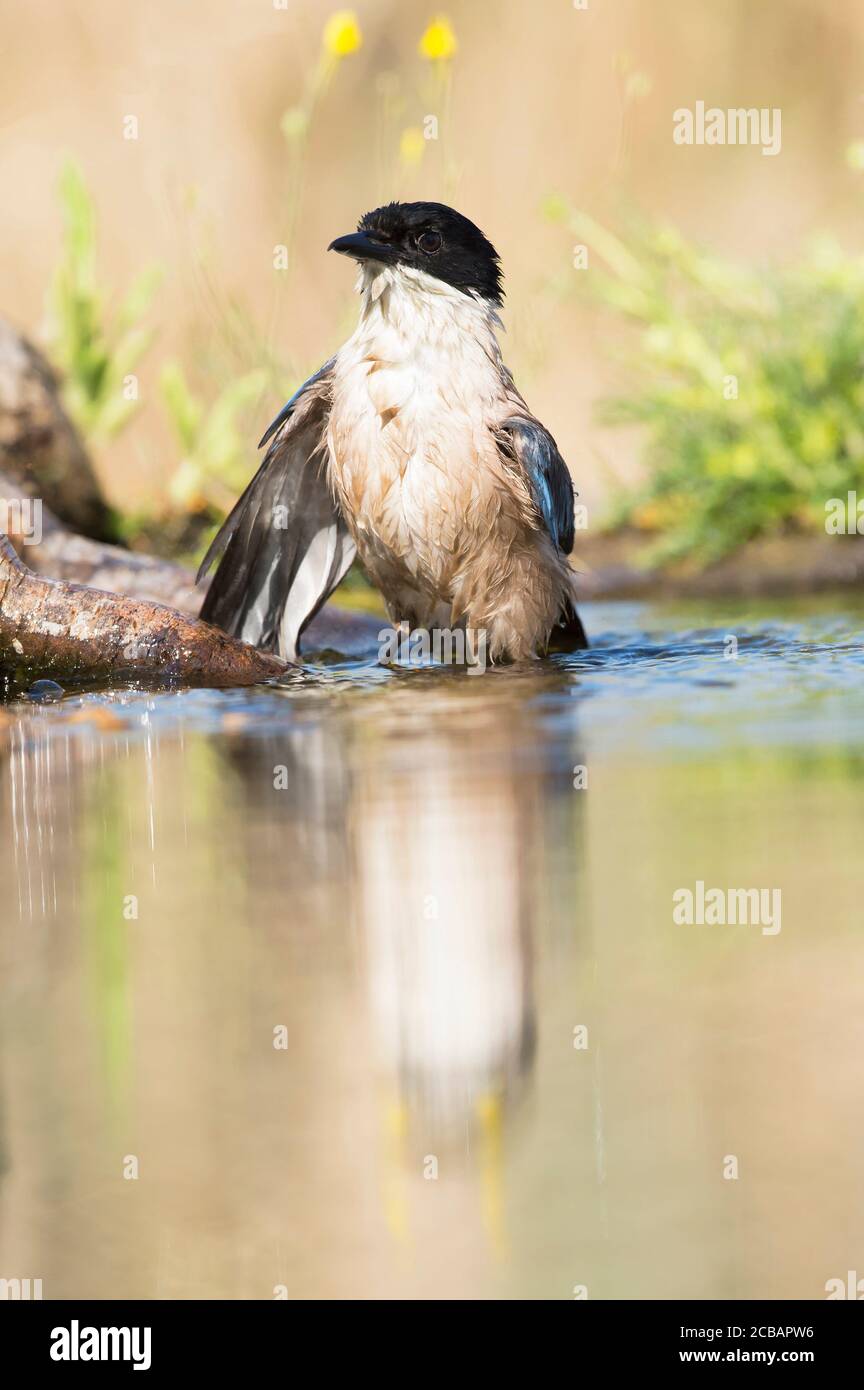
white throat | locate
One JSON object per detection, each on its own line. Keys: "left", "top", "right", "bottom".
{"left": 350, "top": 260, "right": 504, "bottom": 357}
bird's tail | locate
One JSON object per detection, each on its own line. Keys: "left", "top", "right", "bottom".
{"left": 546, "top": 592, "right": 588, "bottom": 652}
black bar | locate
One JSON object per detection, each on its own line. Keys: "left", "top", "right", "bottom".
{"left": 4, "top": 1298, "right": 859, "bottom": 1374}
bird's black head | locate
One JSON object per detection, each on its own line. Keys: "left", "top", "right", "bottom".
{"left": 328, "top": 201, "right": 503, "bottom": 306}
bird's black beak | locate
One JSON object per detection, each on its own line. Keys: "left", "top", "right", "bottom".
{"left": 328, "top": 231, "right": 391, "bottom": 262}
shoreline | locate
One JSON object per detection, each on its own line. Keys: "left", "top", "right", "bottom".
{"left": 571, "top": 530, "right": 864, "bottom": 600}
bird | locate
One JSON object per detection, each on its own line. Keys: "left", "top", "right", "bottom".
{"left": 197, "top": 201, "right": 587, "bottom": 663}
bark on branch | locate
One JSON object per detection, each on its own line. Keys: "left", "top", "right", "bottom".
{"left": 0, "top": 535, "right": 287, "bottom": 689}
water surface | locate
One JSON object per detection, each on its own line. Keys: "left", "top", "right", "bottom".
{"left": 1, "top": 597, "right": 863, "bottom": 1299}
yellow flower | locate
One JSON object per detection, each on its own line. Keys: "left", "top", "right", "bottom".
{"left": 399, "top": 126, "right": 426, "bottom": 167}
{"left": 323, "top": 10, "right": 363, "bottom": 59}
{"left": 419, "top": 15, "right": 457, "bottom": 62}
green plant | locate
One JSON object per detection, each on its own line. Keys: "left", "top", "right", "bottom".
{"left": 552, "top": 202, "right": 864, "bottom": 565}
{"left": 159, "top": 361, "right": 270, "bottom": 516}
{"left": 47, "top": 162, "right": 161, "bottom": 441}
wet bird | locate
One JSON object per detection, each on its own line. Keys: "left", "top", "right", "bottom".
{"left": 198, "top": 201, "right": 587, "bottom": 661}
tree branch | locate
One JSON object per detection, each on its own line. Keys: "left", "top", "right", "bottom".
{"left": 0, "top": 535, "right": 287, "bottom": 689}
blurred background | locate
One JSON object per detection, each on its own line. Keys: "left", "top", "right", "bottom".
{"left": 3, "top": 0, "right": 864, "bottom": 568}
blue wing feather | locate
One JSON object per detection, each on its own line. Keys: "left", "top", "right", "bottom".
{"left": 495, "top": 415, "right": 575, "bottom": 554}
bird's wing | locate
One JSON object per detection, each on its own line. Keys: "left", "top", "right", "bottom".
{"left": 493, "top": 412, "right": 587, "bottom": 649}
{"left": 197, "top": 358, "right": 355, "bottom": 660}
{"left": 493, "top": 414, "right": 575, "bottom": 554}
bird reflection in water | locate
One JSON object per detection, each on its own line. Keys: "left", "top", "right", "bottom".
{"left": 1, "top": 672, "right": 585, "bottom": 1282}
{"left": 233, "top": 673, "right": 584, "bottom": 1253}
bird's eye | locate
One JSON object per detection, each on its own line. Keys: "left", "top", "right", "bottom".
{"left": 417, "top": 230, "right": 442, "bottom": 254}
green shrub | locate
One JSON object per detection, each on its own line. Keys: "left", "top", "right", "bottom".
{"left": 557, "top": 205, "right": 864, "bottom": 565}
{"left": 47, "top": 162, "right": 161, "bottom": 441}
{"left": 159, "top": 361, "right": 270, "bottom": 517}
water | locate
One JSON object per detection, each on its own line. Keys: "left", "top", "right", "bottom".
{"left": 1, "top": 596, "right": 863, "bottom": 1299}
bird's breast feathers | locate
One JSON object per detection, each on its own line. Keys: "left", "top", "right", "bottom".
{"left": 327, "top": 264, "right": 533, "bottom": 591}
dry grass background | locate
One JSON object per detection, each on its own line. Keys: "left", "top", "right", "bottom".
{"left": 1, "top": 0, "right": 863, "bottom": 517}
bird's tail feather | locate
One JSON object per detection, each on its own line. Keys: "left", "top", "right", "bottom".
{"left": 546, "top": 592, "right": 588, "bottom": 652}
